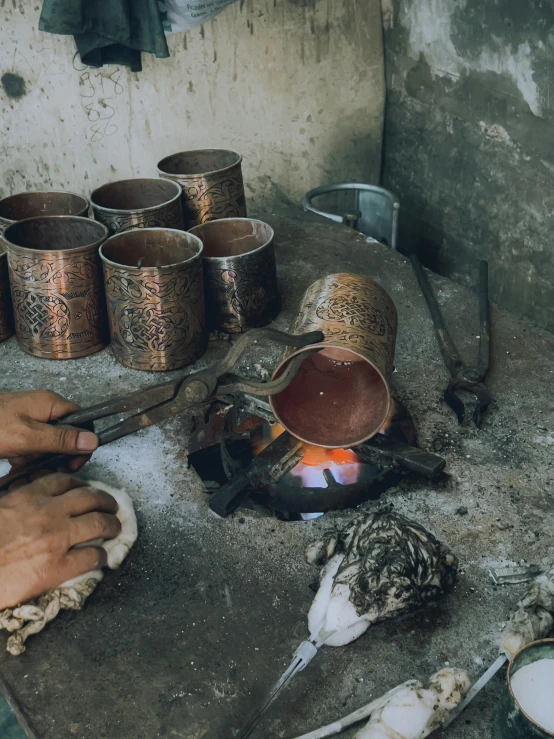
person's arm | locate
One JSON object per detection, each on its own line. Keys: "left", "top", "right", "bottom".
{"left": 0, "top": 473, "right": 121, "bottom": 610}
{"left": 0, "top": 390, "right": 98, "bottom": 470}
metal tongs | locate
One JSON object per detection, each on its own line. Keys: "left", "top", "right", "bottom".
{"left": 0, "top": 328, "right": 323, "bottom": 491}
{"left": 410, "top": 255, "right": 492, "bottom": 427}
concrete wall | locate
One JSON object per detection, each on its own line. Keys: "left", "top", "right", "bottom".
{"left": 0, "top": 0, "right": 384, "bottom": 215}
{"left": 382, "top": 0, "right": 554, "bottom": 333}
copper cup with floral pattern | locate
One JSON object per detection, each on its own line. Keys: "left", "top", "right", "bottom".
{"left": 189, "top": 218, "right": 279, "bottom": 334}
{"left": 0, "top": 191, "right": 90, "bottom": 342}
{"left": 99, "top": 228, "right": 206, "bottom": 371}
{"left": 3, "top": 216, "right": 109, "bottom": 359}
{"left": 90, "top": 178, "right": 184, "bottom": 236}
{"left": 0, "top": 191, "right": 90, "bottom": 235}
{"left": 270, "top": 273, "right": 398, "bottom": 448}
{"left": 157, "top": 149, "right": 246, "bottom": 229}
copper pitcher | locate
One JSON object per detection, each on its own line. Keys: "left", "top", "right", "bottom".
{"left": 3, "top": 216, "right": 109, "bottom": 359}
{"left": 270, "top": 273, "right": 397, "bottom": 448}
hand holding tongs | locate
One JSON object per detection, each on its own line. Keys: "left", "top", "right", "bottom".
{"left": 0, "top": 328, "right": 323, "bottom": 491}
{"left": 410, "top": 255, "right": 492, "bottom": 426}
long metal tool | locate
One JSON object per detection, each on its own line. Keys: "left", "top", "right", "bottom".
{"left": 440, "top": 654, "right": 507, "bottom": 730}
{"left": 410, "top": 255, "right": 492, "bottom": 427}
{"left": 237, "top": 630, "right": 333, "bottom": 739}
{"left": 0, "top": 328, "right": 323, "bottom": 492}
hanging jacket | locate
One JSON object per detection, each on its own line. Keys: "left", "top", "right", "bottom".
{"left": 39, "top": 0, "right": 170, "bottom": 72}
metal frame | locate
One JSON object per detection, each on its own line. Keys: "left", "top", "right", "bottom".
{"left": 301, "top": 183, "right": 400, "bottom": 250}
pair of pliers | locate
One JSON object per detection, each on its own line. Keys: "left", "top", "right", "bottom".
{"left": 410, "top": 255, "right": 492, "bottom": 427}
{"left": 0, "top": 328, "right": 323, "bottom": 491}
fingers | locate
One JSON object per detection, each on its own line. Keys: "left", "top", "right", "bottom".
{"left": 69, "top": 512, "right": 121, "bottom": 548}
{"left": 24, "top": 419, "right": 98, "bottom": 457}
{"left": 61, "top": 546, "right": 108, "bottom": 582}
{"left": 62, "top": 487, "right": 118, "bottom": 517}
{"left": 28, "top": 472, "right": 85, "bottom": 497}
{"left": 67, "top": 455, "right": 92, "bottom": 472}
{"left": 11, "top": 390, "right": 79, "bottom": 424}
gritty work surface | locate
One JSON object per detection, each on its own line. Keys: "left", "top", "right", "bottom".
{"left": 0, "top": 210, "right": 553, "bottom": 739}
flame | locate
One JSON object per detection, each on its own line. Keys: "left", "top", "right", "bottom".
{"left": 250, "top": 421, "right": 362, "bottom": 488}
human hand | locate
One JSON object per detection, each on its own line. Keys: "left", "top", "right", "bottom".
{"left": 0, "top": 390, "right": 98, "bottom": 471}
{"left": 0, "top": 473, "right": 121, "bottom": 610}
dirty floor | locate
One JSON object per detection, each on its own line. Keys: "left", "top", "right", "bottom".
{"left": 0, "top": 210, "right": 553, "bottom": 738}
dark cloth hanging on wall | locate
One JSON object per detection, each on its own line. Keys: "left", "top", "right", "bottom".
{"left": 39, "top": 0, "right": 170, "bottom": 72}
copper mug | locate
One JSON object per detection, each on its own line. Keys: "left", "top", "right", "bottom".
{"left": 90, "top": 178, "right": 184, "bottom": 235}
{"left": 0, "top": 249, "right": 13, "bottom": 341}
{"left": 0, "top": 191, "right": 89, "bottom": 234}
{"left": 189, "top": 218, "right": 279, "bottom": 334}
{"left": 99, "top": 228, "right": 207, "bottom": 371}
{"left": 157, "top": 149, "right": 246, "bottom": 229}
{"left": 3, "top": 216, "right": 109, "bottom": 359}
{"left": 270, "top": 273, "right": 398, "bottom": 448}
{"left": 0, "top": 191, "right": 90, "bottom": 342}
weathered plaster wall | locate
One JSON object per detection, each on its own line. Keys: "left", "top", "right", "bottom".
{"left": 0, "top": 0, "right": 384, "bottom": 213}
{"left": 382, "top": 0, "right": 554, "bottom": 332}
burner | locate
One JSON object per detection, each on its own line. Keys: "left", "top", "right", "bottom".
{"left": 188, "top": 395, "right": 446, "bottom": 520}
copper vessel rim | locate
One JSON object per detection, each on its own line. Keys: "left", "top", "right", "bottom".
{"left": 269, "top": 342, "right": 392, "bottom": 449}
{"left": 99, "top": 228, "right": 204, "bottom": 271}
{"left": 157, "top": 148, "right": 242, "bottom": 179}
{"left": 89, "top": 178, "right": 182, "bottom": 215}
{"left": 0, "top": 190, "right": 90, "bottom": 222}
{"left": 189, "top": 218, "right": 274, "bottom": 261}
{"left": 506, "top": 637, "right": 554, "bottom": 736}
{"left": 2, "top": 215, "right": 109, "bottom": 255}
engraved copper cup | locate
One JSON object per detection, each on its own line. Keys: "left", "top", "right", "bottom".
{"left": 189, "top": 218, "right": 279, "bottom": 334}
{"left": 90, "top": 178, "right": 184, "bottom": 235}
{"left": 270, "top": 273, "right": 398, "bottom": 448}
{"left": 157, "top": 149, "right": 247, "bottom": 229}
{"left": 99, "top": 228, "right": 207, "bottom": 371}
{"left": 0, "top": 249, "right": 13, "bottom": 341}
{"left": 0, "top": 191, "right": 90, "bottom": 342}
{"left": 3, "top": 216, "right": 109, "bottom": 359}
{"left": 0, "top": 191, "right": 90, "bottom": 234}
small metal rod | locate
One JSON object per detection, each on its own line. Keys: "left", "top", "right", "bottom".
{"left": 409, "top": 253, "right": 462, "bottom": 375}
{"left": 476, "top": 260, "right": 490, "bottom": 378}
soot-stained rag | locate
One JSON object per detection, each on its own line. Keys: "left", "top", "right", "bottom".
{"left": 39, "top": 0, "right": 170, "bottom": 72}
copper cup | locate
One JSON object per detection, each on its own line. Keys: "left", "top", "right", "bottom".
{"left": 90, "top": 178, "right": 184, "bottom": 235}
{"left": 0, "top": 191, "right": 89, "bottom": 234}
{"left": 99, "top": 228, "right": 207, "bottom": 371}
{"left": 3, "top": 216, "right": 109, "bottom": 359}
{"left": 270, "top": 273, "right": 398, "bottom": 448}
{"left": 0, "top": 249, "right": 13, "bottom": 341}
{"left": 189, "top": 218, "right": 279, "bottom": 334}
{"left": 157, "top": 149, "right": 247, "bottom": 229}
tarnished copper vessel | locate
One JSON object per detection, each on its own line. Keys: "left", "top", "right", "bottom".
{"left": 157, "top": 149, "right": 246, "bottom": 229}
{"left": 189, "top": 218, "right": 279, "bottom": 334}
{"left": 100, "top": 228, "right": 206, "bottom": 371}
{"left": 0, "top": 191, "right": 89, "bottom": 234}
{"left": 270, "top": 273, "right": 397, "bottom": 448}
{"left": 3, "top": 216, "right": 109, "bottom": 359}
{"left": 0, "top": 249, "right": 13, "bottom": 341}
{"left": 90, "top": 178, "right": 184, "bottom": 235}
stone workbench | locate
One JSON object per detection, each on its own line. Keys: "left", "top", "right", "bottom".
{"left": 0, "top": 210, "right": 553, "bottom": 738}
